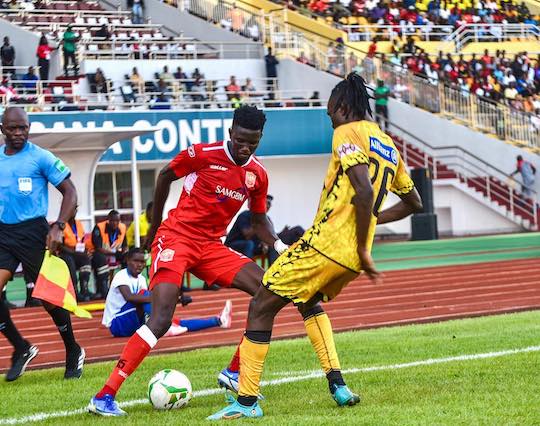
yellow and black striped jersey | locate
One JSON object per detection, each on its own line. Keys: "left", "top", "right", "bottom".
{"left": 303, "top": 120, "right": 414, "bottom": 272}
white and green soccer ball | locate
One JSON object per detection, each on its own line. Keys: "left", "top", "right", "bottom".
{"left": 148, "top": 369, "right": 193, "bottom": 410}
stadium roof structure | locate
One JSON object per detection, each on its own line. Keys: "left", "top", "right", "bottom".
{"left": 30, "top": 126, "right": 159, "bottom": 247}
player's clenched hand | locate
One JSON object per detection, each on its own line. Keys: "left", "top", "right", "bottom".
{"left": 358, "top": 249, "right": 381, "bottom": 285}
{"left": 47, "top": 225, "right": 64, "bottom": 255}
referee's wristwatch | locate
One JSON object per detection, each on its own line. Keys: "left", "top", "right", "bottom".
{"left": 52, "top": 221, "right": 66, "bottom": 230}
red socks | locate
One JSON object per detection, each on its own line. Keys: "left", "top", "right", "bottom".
{"left": 228, "top": 336, "right": 243, "bottom": 373}
{"left": 96, "top": 325, "right": 157, "bottom": 398}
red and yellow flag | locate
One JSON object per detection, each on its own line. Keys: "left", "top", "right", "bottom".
{"left": 33, "top": 251, "right": 92, "bottom": 319}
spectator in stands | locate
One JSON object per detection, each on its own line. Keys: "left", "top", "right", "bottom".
{"left": 511, "top": 155, "right": 537, "bottom": 198}
{"left": 150, "top": 92, "right": 172, "bottom": 109}
{"left": 0, "top": 76, "right": 18, "bottom": 102}
{"left": 22, "top": 66, "right": 39, "bottom": 93}
{"left": 128, "top": 0, "right": 145, "bottom": 24}
{"left": 120, "top": 76, "right": 137, "bottom": 104}
{"left": 225, "top": 195, "right": 280, "bottom": 265}
{"left": 36, "top": 35, "right": 54, "bottom": 82}
{"left": 246, "top": 16, "right": 261, "bottom": 41}
{"left": 126, "top": 202, "right": 153, "bottom": 249}
{"left": 225, "top": 75, "right": 241, "bottom": 100}
{"left": 309, "top": 91, "right": 321, "bottom": 106}
{"left": 174, "top": 66, "right": 187, "bottom": 81}
{"left": 265, "top": 47, "right": 279, "bottom": 92}
{"left": 347, "top": 52, "right": 358, "bottom": 73}
{"left": 374, "top": 79, "right": 390, "bottom": 130}
{"left": 229, "top": 3, "right": 244, "bottom": 33}
{"left": 87, "top": 210, "right": 128, "bottom": 299}
{"left": 242, "top": 77, "right": 256, "bottom": 95}
{"left": 94, "top": 68, "right": 108, "bottom": 95}
{"left": 191, "top": 77, "right": 207, "bottom": 107}
{"left": 157, "top": 78, "right": 171, "bottom": 94}
{"left": 130, "top": 67, "right": 143, "bottom": 92}
{"left": 298, "top": 51, "right": 309, "bottom": 65}
{"left": 95, "top": 24, "right": 110, "bottom": 40}
{"left": 62, "top": 25, "right": 79, "bottom": 76}
{"left": 60, "top": 209, "right": 93, "bottom": 301}
{"left": 159, "top": 65, "right": 174, "bottom": 81}
{"left": 1, "top": 37, "right": 15, "bottom": 75}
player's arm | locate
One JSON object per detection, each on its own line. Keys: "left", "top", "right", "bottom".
{"left": 144, "top": 165, "right": 179, "bottom": 250}
{"left": 377, "top": 189, "right": 423, "bottom": 224}
{"left": 48, "top": 177, "right": 77, "bottom": 255}
{"left": 346, "top": 164, "right": 380, "bottom": 283}
{"left": 145, "top": 146, "right": 204, "bottom": 250}
{"left": 251, "top": 213, "right": 279, "bottom": 247}
{"left": 117, "top": 286, "right": 152, "bottom": 305}
{"left": 378, "top": 158, "right": 422, "bottom": 224}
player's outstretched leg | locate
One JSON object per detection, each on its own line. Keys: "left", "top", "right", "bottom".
{"left": 208, "top": 286, "right": 288, "bottom": 420}
{"left": 88, "top": 282, "right": 179, "bottom": 416}
{"left": 299, "top": 302, "right": 360, "bottom": 407}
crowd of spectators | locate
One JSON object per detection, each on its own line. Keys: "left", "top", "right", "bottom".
{"left": 380, "top": 46, "right": 540, "bottom": 116}
{"left": 284, "top": 0, "right": 537, "bottom": 35}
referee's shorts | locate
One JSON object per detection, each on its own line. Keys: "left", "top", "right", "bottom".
{"left": 0, "top": 217, "right": 49, "bottom": 283}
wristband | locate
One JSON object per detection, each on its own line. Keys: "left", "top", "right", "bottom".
{"left": 273, "top": 239, "right": 289, "bottom": 254}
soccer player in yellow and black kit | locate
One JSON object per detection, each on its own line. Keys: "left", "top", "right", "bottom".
{"left": 208, "top": 73, "right": 423, "bottom": 420}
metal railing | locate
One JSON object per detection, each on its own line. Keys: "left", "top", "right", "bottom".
{"left": 388, "top": 121, "right": 538, "bottom": 230}
{"left": 77, "top": 38, "right": 263, "bottom": 59}
{"left": 186, "top": 0, "right": 266, "bottom": 41}
{"left": 345, "top": 25, "right": 454, "bottom": 42}
{"left": 371, "top": 60, "right": 540, "bottom": 149}
{"left": 444, "top": 23, "right": 540, "bottom": 51}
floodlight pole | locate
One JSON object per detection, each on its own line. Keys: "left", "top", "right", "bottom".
{"left": 131, "top": 140, "right": 141, "bottom": 247}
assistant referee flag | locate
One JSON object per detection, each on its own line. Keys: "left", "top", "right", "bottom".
{"left": 33, "top": 251, "right": 92, "bottom": 319}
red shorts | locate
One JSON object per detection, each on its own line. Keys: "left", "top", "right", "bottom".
{"left": 149, "top": 231, "right": 252, "bottom": 290}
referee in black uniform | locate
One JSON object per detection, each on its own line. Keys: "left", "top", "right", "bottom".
{"left": 0, "top": 107, "right": 85, "bottom": 381}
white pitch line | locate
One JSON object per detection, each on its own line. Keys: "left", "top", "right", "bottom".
{"left": 1, "top": 345, "right": 539, "bottom": 425}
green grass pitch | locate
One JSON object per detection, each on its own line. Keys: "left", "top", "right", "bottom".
{"left": 1, "top": 310, "right": 539, "bottom": 425}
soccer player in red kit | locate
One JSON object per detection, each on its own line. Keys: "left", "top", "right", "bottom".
{"left": 88, "top": 106, "right": 288, "bottom": 416}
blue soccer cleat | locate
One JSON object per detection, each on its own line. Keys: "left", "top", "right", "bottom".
{"left": 87, "top": 394, "right": 127, "bottom": 416}
{"left": 207, "top": 399, "right": 263, "bottom": 420}
{"left": 331, "top": 384, "right": 361, "bottom": 407}
{"left": 218, "top": 368, "right": 265, "bottom": 400}
{"left": 218, "top": 368, "right": 239, "bottom": 393}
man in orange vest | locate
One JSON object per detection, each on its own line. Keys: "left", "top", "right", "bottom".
{"left": 88, "top": 210, "right": 127, "bottom": 299}
{"left": 60, "top": 209, "right": 92, "bottom": 301}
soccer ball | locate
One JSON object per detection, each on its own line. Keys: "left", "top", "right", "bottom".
{"left": 148, "top": 369, "right": 193, "bottom": 410}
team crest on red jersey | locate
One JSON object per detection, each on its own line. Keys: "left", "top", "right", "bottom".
{"left": 245, "top": 171, "right": 256, "bottom": 189}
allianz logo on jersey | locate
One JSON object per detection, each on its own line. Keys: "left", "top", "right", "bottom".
{"left": 369, "top": 137, "right": 398, "bottom": 165}
{"left": 215, "top": 185, "right": 246, "bottom": 202}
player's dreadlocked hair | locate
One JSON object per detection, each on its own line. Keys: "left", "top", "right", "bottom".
{"left": 232, "top": 105, "right": 267, "bottom": 131}
{"left": 330, "top": 72, "right": 373, "bottom": 119}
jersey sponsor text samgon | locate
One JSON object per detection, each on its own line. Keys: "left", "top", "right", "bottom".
{"left": 215, "top": 185, "right": 246, "bottom": 201}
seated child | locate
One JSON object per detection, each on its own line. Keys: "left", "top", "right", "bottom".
{"left": 102, "top": 248, "right": 232, "bottom": 337}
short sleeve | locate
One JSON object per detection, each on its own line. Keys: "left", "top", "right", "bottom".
{"left": 110, "top": 270, "right": 130, "bottom": 290}
{"left": 390, "top": 159, "right": 415, "bottom": 195}
{"left": 39, "top": 149, "right": 70, "bottom": 187}
{"left": 169, "top": 144, "right": 207, "bottom": 178}
{"left": 333, "top": 124, "right": 370, "bottom": 172}
{"left": 248, "top": 169, "right": 268, "bottom": 214}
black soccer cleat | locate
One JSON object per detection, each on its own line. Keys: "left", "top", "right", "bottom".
{"left": 64, "top": 346, "right": 85, "bottom": 379}
{"left": 5, "top": 344, "right": 39, "bottom": 382}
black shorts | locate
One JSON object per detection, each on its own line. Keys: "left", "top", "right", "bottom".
{"left": 0, "top": 217, "right": 49, "bottom": 283}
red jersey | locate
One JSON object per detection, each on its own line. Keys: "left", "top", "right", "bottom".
{"left": 161, "top": 140, "right": 268, "bottom": 240}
